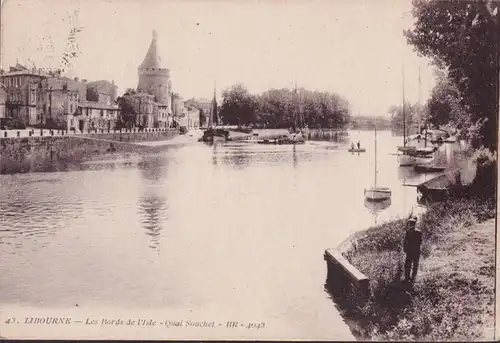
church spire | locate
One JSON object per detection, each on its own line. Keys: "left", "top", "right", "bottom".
{"left": 139, "top": 29, "right": 162, "bottom": 69}
{"left": 211, "top": 79, "right": 218, "bottom": 127}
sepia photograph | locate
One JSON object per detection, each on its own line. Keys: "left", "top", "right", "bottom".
{"left": 0, "top": 0, "right": 498, "bottom": 341}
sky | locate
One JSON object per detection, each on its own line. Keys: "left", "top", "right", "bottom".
{"left": 1, "top": 0, "right": 436, "bottom": 116}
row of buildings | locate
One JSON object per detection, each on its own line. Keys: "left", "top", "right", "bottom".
{"left": 0, "top": 30, "right": 218, "bottom": 131}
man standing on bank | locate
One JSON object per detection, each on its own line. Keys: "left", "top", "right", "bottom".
{"left": 403, "top": 216, "right": 422, "bottom": 283}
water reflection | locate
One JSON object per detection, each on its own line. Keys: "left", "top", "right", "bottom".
{"left": 138, "top": 194, "right": 167, "bottom": 252}
{"left": 138, "top": 155, "right": 168, "bottom": 181}
{"left": 0, "top": 129, "right": 463, "bottom": 337}
{"left": 138, "top": 155, "right": 169, "bottom": 252}
{"left": 292, "top": 144, "right": 297, "bottom": 168}
{"left": 397, "top": 165, "right": 417, "bottom": 182}
{"left": 364, "top": 198, "right": 392, "bottom": 225}
{"left": 212, "top": 143, "right": 218, "bottom": 166}
{"left": 210, "top": 142, "right": 303, "bottom": 168}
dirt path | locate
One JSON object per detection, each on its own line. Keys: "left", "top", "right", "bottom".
{"left": 419, "top": 218, "right": 495, "bottom": 340}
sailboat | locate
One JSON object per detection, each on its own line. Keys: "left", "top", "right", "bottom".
{"left": 397, "top": 67, "right": 416, "bottom": 166}
{"left": 365, "top": 126, "right": 392, "bottom": 201}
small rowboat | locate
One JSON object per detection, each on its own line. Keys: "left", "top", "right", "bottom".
{"left": 417, "top": 169, "right": 464, "bottom": 200}
{"left": 414, "top": 164, "right": 446, "bottom": 173}
{"left": 348, "top": 148, "right": 366, "bottom": 153}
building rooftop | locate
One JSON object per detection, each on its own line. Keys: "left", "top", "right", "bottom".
{"left": 79, "top": 100, "right": 118, "bottom": 110}
{"left": 139, "top": 30, "right": 163, "bottom": 70}
{"left": 87, "top": 80, "right": 117, "bottom": 95}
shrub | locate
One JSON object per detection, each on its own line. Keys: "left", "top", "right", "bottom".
{"left": 1, "top": 117, "right": 27, "bottom": 129}
{"left": 344, "top": 197, "right": 494, "bottom": 340}
{"left": 45, "top": 117, "right": 67, "bottom": 130}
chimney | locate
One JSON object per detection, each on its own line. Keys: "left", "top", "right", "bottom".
{"left": 74, "top": 77, "right": 79, "bottom": 82}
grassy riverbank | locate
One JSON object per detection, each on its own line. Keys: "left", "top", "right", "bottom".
{"left": 341, "top": 197, "right": 496, "bottom": 341}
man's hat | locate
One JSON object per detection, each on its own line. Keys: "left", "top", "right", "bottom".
{"left": 408, "top": 216, "right": 417, "bottom": 223}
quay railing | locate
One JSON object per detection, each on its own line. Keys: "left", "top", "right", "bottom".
{"left": 0, "top": 127, "right": 178, "bottom": 139}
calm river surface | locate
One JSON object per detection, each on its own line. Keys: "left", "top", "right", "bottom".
{"left": 0, "top": 130, "right": 459, "bottom": 340}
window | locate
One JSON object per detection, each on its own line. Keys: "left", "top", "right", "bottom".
{"left": 100, "top": 109, "right": 104, "bottom": 117}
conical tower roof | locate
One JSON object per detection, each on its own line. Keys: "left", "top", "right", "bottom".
{"left": 139, "top": 30, "right": 162, "bottom": 69}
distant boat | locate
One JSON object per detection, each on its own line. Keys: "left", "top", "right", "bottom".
{"left": 365, "top": 126, "right": 392, "bottom": 201}
{"left": 200, "top": 128, "right": 228, "bottom": 143}
{"left": 257, "top": 134, "right": 305, "bottom": 145}
{"left": 348, "top": 148, "right": 366, "bottom": 153}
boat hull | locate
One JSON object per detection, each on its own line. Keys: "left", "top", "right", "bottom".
{"left": 364, "top": 187, "right": 392, "bottom": 201}
{"left": 414, "top": 164, "right": 446, "bottom": 173}
{"left": 398, "top": 153, "right": 415, "bottom": 166}
{"left": 414, "top": 155, "right": 434, "bottom": 165}
{"left": 348, "top": 148, "right": 366, "bottom": 153}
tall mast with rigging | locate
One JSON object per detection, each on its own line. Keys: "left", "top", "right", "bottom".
{"left": 402, "top": 66, "right": 406, "bottom": 147}
{"left": 374, "top": 124, "right": 378, "bottom": 188}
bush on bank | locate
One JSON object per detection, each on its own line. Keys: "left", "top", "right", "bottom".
{"left": 343, "top": 191, "right": 495, "bottom": 341}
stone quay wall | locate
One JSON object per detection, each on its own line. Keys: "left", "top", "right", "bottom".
{"left": 0, "top": 129, "right": 179, "bottom": 174}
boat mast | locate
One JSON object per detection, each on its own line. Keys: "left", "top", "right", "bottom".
{"left": 418, "top": 66, "right": 427, "bottom": 148}
{"left": 374, "top": 125, "right": 377, "bottom": 188}
{"left": 294, "top": 79, "right": 299, "bottom": 130}
{"left": 418, "top": 66, "right": 421, "bottom": 134}
{"left": 402, "top": 66, "right": 406, "bottom": 147}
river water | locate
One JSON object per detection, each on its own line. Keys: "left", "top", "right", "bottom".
{"left": 0, "top": 130, "right": 461, "bottom": 340}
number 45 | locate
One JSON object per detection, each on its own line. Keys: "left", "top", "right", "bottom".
{"left": 5, "top": 317, "right": 16, "bottom": 324}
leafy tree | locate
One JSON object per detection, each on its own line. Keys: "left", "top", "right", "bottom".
{"left": 405, "top": 0, "right": 499, "bottom": 150}
{"left": 116, "top": 94, "right": 137, "bottom": 129}
{"left": 426, "top": 69, "right": 470, "bottom": 132}
{"left": 218, "top": 84, "right": 351, "bottom": 129}
{"left": 219, "top": 84, "right": 257, "bottom": 126}
{"left": 389, "top": 102, "right": 427, "bottom": 133}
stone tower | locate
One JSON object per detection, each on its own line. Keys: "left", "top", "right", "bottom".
{"left": 138, "top": 30, "right": 170, "bottom": 104}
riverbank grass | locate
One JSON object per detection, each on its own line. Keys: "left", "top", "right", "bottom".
{"left": 343, "top": 197, "right": 495, "bottom": 341}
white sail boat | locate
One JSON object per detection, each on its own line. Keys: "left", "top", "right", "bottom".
{"left": 365, "top": 126, "right": 392, "bottom": 201}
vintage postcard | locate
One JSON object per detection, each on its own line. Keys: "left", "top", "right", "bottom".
{"left": 0, "top": 0, "right": 498, "bottom": 341}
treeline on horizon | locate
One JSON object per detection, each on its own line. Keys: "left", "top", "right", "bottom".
{"left": 217, "top": 84, "right": 352, "bottom": 130}
{"left": 350, "top": 116, "right": 393, "bottom": 130}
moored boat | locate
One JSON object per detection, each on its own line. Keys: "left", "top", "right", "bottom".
{"left": 348, "top": 148, "right": 366, "bottom": 153}
{"left": 200, "top": 128, "right": 228, "bottom": 142}
{"left": 414, "top": 164, "right": 446, "bottom": 173}
{"left": 365, "top": 126, "right": 392, "bottom": 202}
{"left": 397, "top": 153, "right": 414, "bottom": 166}
{"left": 417, "top": 168, "right": 464, "bottom": 200}
{"left": 365, "top": 187, "right": 392, "bottom": 201}
{"left": 413, "top": 154, "right": 434, "bottom": 165}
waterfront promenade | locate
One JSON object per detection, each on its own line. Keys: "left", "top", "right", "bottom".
{"left": 0, "top": 127, "right": 176, "bottom": 139}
